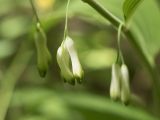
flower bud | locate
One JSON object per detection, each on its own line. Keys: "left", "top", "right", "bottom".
{"left": 35, "top": 23, "right": 52, "bottom": 77}
{"left": 120, "top": 64, "right": 130, "bottom": 105}
{"left": 110, "top": 64, "right": 121, "bottom": 101}
{"left": 64, "top": 36, "right": 84, "bottom": 83}
{"left": 56, "top": 45, "right": 75, "bottom": 85}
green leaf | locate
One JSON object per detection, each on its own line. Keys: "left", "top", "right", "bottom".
{"left": 123, "top": 0, "right": 144, "bottom": 22}
{"left": 11, "top": 88, "right": 158, "bottom": 120}
{"left": 64, "top": 93, "right": 158, "bottom": 120}
{"left": 129, "top": 0, "right": 160, "bottom": 65}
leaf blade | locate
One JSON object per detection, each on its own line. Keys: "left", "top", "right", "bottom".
{"left": 123, "top": 0, "right": 144, "bottom": 22}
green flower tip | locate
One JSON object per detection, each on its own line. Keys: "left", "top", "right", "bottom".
{"left": 38, "top": 66, "right": 47, "bottom": 78}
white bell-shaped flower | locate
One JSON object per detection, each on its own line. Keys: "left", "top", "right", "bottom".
{"left": 110, "top": 63, "right": 121, "bottom": 100}
{"left": 120, "top": 64, "right": 130, "bottom": 105}
{"left": 64, "top": 36, "right": 84, "bottom": 83}
{"left": 57, "top": 44, "right": 75, "bottom": 85}
{"left": 57, "top": 36, "right": 84, "bottom": 85}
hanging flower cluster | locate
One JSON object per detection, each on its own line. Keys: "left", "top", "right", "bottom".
{"left": 30, "top": 0, "right": 131, "bottom": 105}
{"left": 57, "top": 36, "right": 84, "bottom": 85}
{"left": 110, "top": 23, "right": 131, "bottom": 105}
{"left": 110, "top": 63, "right": 130, "bottom": 104}
{"left": 56, "top": 0, "right": 83, "bottom": 85}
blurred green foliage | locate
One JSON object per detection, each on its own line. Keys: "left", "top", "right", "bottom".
{"left": 0, "top": 0, "right": 160, "bottom": 120}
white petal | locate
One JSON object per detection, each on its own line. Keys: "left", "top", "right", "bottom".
{"left": 64, "top": 36, "right": 83, "bottom": 79}
{"left": 110, "top": 64, "right": 121, "bottom": 100}
{"left": 120, "top": 64, "right": 130, "bottom": 104}
{"left": 57, "top": 46, "right": 74, "bottom": 81}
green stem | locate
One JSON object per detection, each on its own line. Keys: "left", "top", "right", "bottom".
{"left": 63, "top": 0, "right": 71, "bottom": 40}
{"left": 117, "top": 23, "right": 124, "bottom": 64}
{"left": 30, "top": 0, "right": 41, "bottom": 24}
{"left": 81, "top": 0, "right": 160, "bottom": 113}
{"left": 125, "top": 30, "right": 160, "bottom": 114}
{"left": 82, "top": 0, "right": 122, "bottom": 28}
{"left": 0, "top": 44, "right": 33, "bottom": 120}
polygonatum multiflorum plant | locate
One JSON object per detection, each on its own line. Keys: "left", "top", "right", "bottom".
{"left": 30, "top": 0, "right": 159, "bottom": 105}
{"left": 1, "top": 0, "right": 160, "bottom": 120}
